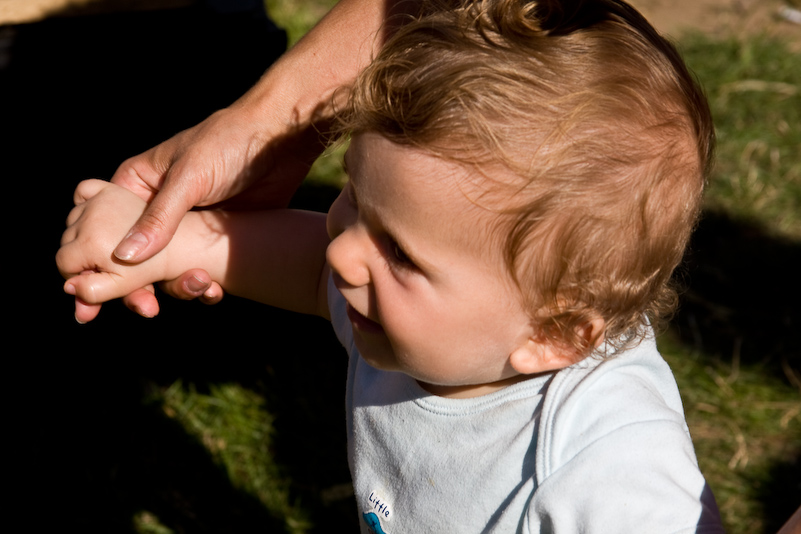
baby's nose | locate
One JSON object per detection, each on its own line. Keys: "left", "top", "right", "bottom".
{"left": 326, "top": 229, "right": 371, "bottom": 289}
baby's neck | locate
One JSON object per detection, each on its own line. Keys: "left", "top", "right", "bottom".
{"left": 418, "top": 373, "right": 549, "bottom": 399}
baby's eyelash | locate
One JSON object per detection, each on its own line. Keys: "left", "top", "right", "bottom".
{"left": 387, "top": 239, "right": 414, "bottom": 270}
{"left": 393, "top": 242, "right": 409, "bottom": 263}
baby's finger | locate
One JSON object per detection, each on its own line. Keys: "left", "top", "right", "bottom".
{"left": 64, "top": 271, "right": 131, "bottom": 305}
{"left": 73, "top": 178, "right": 110, "bottom": 205}
{"left": 55, "top": 240, "right": 85, "bottom": 277}
{"left": 59, "top": 224, "right": 77, "bottom": 247}
{"left": 74, "top": 297, "right": 102, "bottom": 324}
{"left": 65, "top": 203, "right": 85, "bottom": 228}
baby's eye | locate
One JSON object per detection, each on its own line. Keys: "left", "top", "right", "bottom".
{"left": 390, "top": 240, "right": 413, "bottom": 268}
{"left": 393, "top": 243, "right": 409, "bottom": 263}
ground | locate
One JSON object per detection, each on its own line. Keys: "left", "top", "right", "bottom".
{"left": 2, "top": 0, "right": 801, "bottom": 47}
{"left": 629, "top": 0, "right": 801, "bottom": 48}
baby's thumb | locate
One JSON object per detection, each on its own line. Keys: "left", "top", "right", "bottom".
{"left": 64, "top": 271, "right": 130, "bottom": 305}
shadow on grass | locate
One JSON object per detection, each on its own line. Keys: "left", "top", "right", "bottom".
{"left": 24, "top": 364, "right": 290, "bottom": 533}
{"left": 673, "top": 209, "right": 801, "bottom": 531}
{"left": 759, "top": 452, "right": 801, "bottom": 533}
{"left": 675, "top": 210, "right": 800, "bottom": 384}
{"left": 18, "top": 295, "right": 355, "bottom": 533}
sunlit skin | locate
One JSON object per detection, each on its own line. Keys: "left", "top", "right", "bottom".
{"left": 325, "top": 133, "right": 578, "bottom": 398}
{"left": 59, "top": 132, "right": 584, "bottom": 399}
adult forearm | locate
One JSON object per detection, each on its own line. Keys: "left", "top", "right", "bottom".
{"left": 231, "top": 0, "right": 415, "bottom": 141}
{"left": 109, "top": 0, "right": 419, "bottom": 266}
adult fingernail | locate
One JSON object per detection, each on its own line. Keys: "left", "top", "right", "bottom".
{"left": 186, "top": 275, "right": 209, "bottom": 294}
{"left": 115, "top": 232, "right": 148, "bottom": 261}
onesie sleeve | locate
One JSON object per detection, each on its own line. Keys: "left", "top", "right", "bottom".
{"left": 526, "top": 338, "right": 725, "bottom": 533}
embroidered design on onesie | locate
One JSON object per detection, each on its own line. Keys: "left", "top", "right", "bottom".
{"left": 362, "top": 490, "right": 392, "bottom": 534}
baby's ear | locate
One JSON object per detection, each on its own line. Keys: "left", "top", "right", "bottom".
{"left": 509, "top": 339, "right": 576, "bottom": 375}
{"left": 509, "top": 317, "right": 605, "bottom": 374}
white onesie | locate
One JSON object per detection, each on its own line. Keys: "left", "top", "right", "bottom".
{"left": 328, "top": 278, "right": 724, "bottom": 534}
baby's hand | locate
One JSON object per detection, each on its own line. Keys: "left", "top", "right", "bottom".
{"left": 57, "top": 179, "right": 167, "bottom": 321}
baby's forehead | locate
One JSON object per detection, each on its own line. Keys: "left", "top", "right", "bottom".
{"left": 351, "top": 133, "right": 512, "bottom": 256}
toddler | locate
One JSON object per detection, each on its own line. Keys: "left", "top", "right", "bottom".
{"left": 57, "top": 0, "right": 724, "bottom": 531}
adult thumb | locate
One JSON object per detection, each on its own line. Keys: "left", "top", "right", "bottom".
{"left": 113, "top": 187, "right": 192, "bottom": 263}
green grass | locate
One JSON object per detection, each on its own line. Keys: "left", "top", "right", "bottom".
{"left": 666, "top": 32, "right": 801, "bottom": 534}
{"left": 660, "top": 333, "right": 800, "bottom": 534}
{"left": 680, "top": 33, "right": 801, "bottom": 239}
{"left": 132, "top": 4, "right": 800, "bottom": 533}
{"left": 264, "top": 0, "right": 350, "bottom": 190}
{"left": 158, "top": 381, "right": 312, "bottom": 533}
{"left": 265, "top": 0, "right": 339, "bottom": 47}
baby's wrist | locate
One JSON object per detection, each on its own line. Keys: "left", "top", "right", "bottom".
{"left": 162, "top": 210, "right": 226, "bottom": 283}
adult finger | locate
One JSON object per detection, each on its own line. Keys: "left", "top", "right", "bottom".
{"left": 110, "top": 136, "right": 206, "bottom": 264}
{"left": 112, "top": 174, "right": 199, "bottom": 264}
{"left": 122, "top": 286, "right": 161, "bottom": 318}
{"left": 158, "top": 269, "right": 224, "bottom": 305}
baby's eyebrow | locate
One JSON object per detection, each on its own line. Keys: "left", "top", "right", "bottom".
{"left": 370, "top": 203, "right": 433, "bottom": 273}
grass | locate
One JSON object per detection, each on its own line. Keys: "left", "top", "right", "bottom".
{"left": 667, "top": 32, "right": 801, "bottom": 533}
{"left": 156, "top": 381, "right": 312, "bottom": 533}
{"left": 680, "top": 33, "right": 801, "bottom": 240}
{"left": 265, "top": 0, "right": 339, "bottom": 47}
{"left": 659, "top": 333, "right": 800, "bottom": 533}
{"left": 126, "top": 3, "right": 799, "bottom": 534}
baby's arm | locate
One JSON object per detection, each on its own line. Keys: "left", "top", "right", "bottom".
{"left": 57, "top": 180, "right": 331, "bottom": 320}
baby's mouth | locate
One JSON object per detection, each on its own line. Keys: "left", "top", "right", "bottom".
{"left": 346, "top": 303, "right": 385, "bottom": 334}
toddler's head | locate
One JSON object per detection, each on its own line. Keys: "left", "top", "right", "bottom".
{"left": 337, "top": 0, "right": 714, "bottom": 358}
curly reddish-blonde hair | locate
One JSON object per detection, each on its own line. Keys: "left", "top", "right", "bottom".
{"left": 337, "top": 0, "right": 714, "bottom": 356}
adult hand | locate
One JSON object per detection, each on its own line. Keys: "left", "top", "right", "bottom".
{"left": 59, "top": 179, "right": 228, "bottom": 323}
{"left": 105, "top": 0, "right": 407, "bottom": 317}
{"left": 110, "top": 104, "right": 322, "bottom": 263}
{"left": 110, "top": 103, "right": 324, "bottom": 317}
